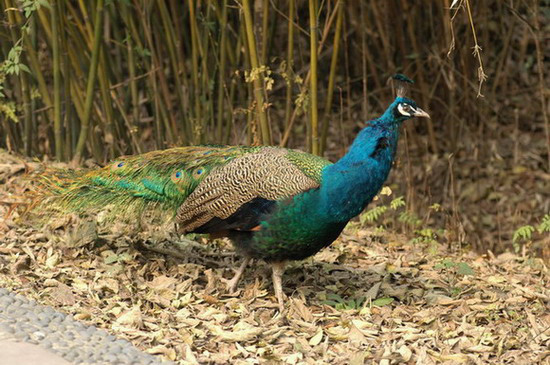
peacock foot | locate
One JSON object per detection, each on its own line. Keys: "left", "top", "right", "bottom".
{"left": 271, "top": 261, "right": 287, "bottom": 312}
{"left": 221, "top": 257, "right": 251, "bottom": 293}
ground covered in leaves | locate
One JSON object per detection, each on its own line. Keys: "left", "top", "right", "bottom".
{"left": 1, "top": 152, "right": 549, "bottom": 364}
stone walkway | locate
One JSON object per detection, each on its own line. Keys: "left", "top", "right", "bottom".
{"left": 0, "top": 336, "right": 72, "bottom": 365}
{"left": 0, "top": 288, "right": 172, "bottom": 364}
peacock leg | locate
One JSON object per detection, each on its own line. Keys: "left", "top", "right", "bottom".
{"left": 222, "top": 257, "right": 251, "bottom": 293}
{"left": 271, "top": 261, "right": 287, "bottom": 311}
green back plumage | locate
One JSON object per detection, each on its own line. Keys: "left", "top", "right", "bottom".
{"left": 34, "top": 145, "right": 331, "bottom": 223}
{"left": 285, "top": 150, "right": 329, "bottom": 183}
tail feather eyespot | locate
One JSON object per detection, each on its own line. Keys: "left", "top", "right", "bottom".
{"left": 171, "top": 170, "right": 184, "bottom": 183}
{"left": 192, "top": 167, "right": 206, "bottom": 179}
{"left": 111, "top": 161, "right": 126, "bottom": 171}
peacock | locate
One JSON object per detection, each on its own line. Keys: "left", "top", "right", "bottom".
{"left": 32, "top": 77, "right": 429, "bottom": 310}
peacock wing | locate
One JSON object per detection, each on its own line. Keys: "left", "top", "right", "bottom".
{"left": 176, "top": 147, "right": 331, "bottom": 233}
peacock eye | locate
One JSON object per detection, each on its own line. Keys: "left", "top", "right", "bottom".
{"left": 111, "top": 161, "right": 126, "bottom": 171}
{"left": 192, "top": 167, "right": 205, "bottom": 179}
{"left": 171, "top": 170, "right": 184, "bottom": 183}
{"left": 397, "top": 103, "right": 412, "bottom": 116}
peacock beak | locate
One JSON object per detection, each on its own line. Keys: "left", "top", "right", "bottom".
{"left": 413, "top": 107, "right": 430, "bottom": 119}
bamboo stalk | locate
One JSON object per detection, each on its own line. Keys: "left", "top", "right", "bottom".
{"left": 284, "top": 0, "right": 295, "bottom": 130}
{"left": 37, "top": 1, "right": 89, "bottom": 137}
{"left": 531, "top": 0, "right": 550, "bottom": 170}
{"left": 97, "top": 39, "right": 117, "bottom": 159}
{"left": 402, "top": 0, "right": 437, "bottom": 154}
{"left": 158, "top": 0, "right": 188, "bottom": 142}
{"left": 111, "top": 88, "right": 142, "bottom": 154}
{"left": 188, "top": 0, "right": 202, "bottom": 144}
{"left": 216, "top": 0, "right": 229, "bottom": 141}
{"left": 342, "top": 11, "right": 352, "bottom": 134}
{"left": 320, "top": 0, "right": 343, "bottom": 155}
{"left": 4, "top": 0, "right": 26, "bottom": 153}
{"left": 55, "top": 0, "right": 72, "bottom": 159}
{"left": 73, "top": 0, "right": 104, "bottom": 164}
{"left": 77, "top": 0, "right": 93, "bottom": 39}
{"left": 119, "top": 1, "right": 146, "bottom": 152}
{"left": 258, "top": 0, "right": 269, "bottom": 64}
{"left": 51, "top": 0, "right": 62, "bottom": 159}
{"left": 280, "top": 2, "right": 340, "bottom": 147}
{"left": 198, "top": 3, "right": 213, "bottom": 143}
{"left": 224, "top": 17, "right": 243, "bottom": 144}
{"left": 359, "top": 1, "right": 368, "bottom": 121}
{"left": 28, "top": 14, "right": 38, "bottom": 154}
{"left": 8, "top": 1, "right": 54, "bottom": 128}
{"left": 308, "top": 0, "right": 319, "bottom": 155}
{"left": 241, "top": 0, "right": 271, "bottom": 145}
{"left": 21, "top": 47, "right": 33, "bottom": 156}
{"left": 126, "top": 30, "right": 140, "bottom": 148}
{"left": 15, "top": 20, "right": 33, "bottom": 155}
{"left": 370, "top": 2, "right": 393, "bottom": 71}
{"left": 133, "top": 0, "right": 177, "bottom": 145}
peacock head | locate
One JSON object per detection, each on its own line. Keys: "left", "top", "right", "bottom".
{"left": 383, "top": 74, "right": 430, "bottom": 124}
{"left": 388, "top": 96, "right": 430, "bottom": 123}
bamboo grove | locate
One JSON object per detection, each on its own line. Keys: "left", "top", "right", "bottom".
{"left": 0, "top": 1, "right": 547, "bottom": 169}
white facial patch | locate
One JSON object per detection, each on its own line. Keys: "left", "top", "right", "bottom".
{"left": 397, "top": 103, "right": 411, "bottom": 117}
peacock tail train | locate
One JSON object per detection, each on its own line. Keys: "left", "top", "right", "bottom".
{"left": 33, "top": 145, "right": 331, "bottom": 225}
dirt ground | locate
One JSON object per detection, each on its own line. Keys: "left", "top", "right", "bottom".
{"left": 0, "top": 151, "right": 549, "bottom": 364}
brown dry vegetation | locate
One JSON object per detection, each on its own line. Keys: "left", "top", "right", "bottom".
{"left": 0, "top": 0, "right": 548, "bottom": 255}
{"left": 0, "top": 155, "right": 549, "bottom": 364}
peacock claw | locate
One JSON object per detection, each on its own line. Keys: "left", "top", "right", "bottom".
{"left": 222, "top": 257, "right": 251, "bottom": 293}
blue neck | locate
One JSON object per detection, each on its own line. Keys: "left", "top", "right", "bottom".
{"left": 318, "top": 106, "right": 403, "bottom": 223}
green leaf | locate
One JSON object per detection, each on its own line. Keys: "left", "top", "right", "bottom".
{"left": 417, "top": 228, "right": 435, "bottom": 238}
{"left": 104, "top": 254, "right": 119, "bottom": 264}
{"left": 390, "top": 196, "right": 405, "bottom": 210}
{"left": 372, "top": 297, "right": 394, "bottom": 307}
{"left": 457, "top": 262, "right": 474, "bottom": 276}
{"left": 325, "top": 293, "right": 344, "bottom": 303}
{"left": 360, "top": 205, "right": 387, "bottom": 224}
{"left": 442, "top": 259, "right": 456, "bottom": 268}
{"left": 537, "top": 214, "right": 550, "bottom": 234}
{"left": 18, "top": 63, "right": 31, "bottom": 74}
{"left": 38, "top": 0, "right": 52, "bottom": 10}
{"left": 513, "top": 225, "right": 535, "bottom": 243}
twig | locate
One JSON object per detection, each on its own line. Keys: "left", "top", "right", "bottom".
{"left": 464, "top": 0, "right": 487, "bottom": 97}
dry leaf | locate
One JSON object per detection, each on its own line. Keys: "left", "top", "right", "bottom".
{"left": 115, "top": 305, "right": 143, "bottom": 328}
{"left": 48, "top": 283, "right": 76, "bottom": 306}
{"left": 309, "top": 329, "right": 323, "bottom": 346}
{"left": 206, "top": 321, "right": 262, "bottom": 342}
{"left": 397, "top": 345, "right": 412, "bottom": 362}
